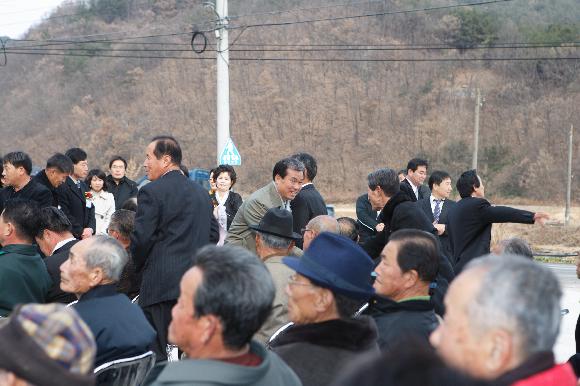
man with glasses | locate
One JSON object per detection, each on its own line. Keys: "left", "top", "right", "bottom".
{"left": 301, "top": 215, "right": 339, "bottom": 251}
{"left": 226, "top": 157, "right": 305, "bottom": 254}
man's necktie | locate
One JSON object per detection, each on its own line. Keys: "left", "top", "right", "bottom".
{"left": 433, "top": 200, "right": 442, "bottom": 224}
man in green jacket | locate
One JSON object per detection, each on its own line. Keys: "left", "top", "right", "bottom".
{"left": 0, "top": 199, "right": 51, "bottom": 316}
{"left": 146, "top": 245, "right": 302, "bottom": 386}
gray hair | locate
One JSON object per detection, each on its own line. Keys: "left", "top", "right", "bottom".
{"left": 256, "top": 231, "right": 293, "bottom": 250}
{"left": 83, "top": 235, "right": 128, "bottom": 282}
{"left": 367, "top": 168, "right": 400, "bottom": 197}
{"left": 464, "top": 254, "right": 562, "bottom": 358}
{"left": 193, "top": 245, "right": 275, "bottom": 350}
{"left": 497, "top": 238, "right": 533, "bottom": 259}
{"left": 309, "top": 215, "right": 340, "bottom": 234}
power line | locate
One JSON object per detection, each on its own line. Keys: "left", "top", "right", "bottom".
{"left": 227, "top": 0, "right": 515, "bottom": 30}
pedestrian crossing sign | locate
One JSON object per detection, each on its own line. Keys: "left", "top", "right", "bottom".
{"left": 219, "top": 138, "right": 241, "bottom": 165}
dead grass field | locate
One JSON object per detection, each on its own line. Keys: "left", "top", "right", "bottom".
{"left": 331, "top": 203, "right": 580, "bottom": 257}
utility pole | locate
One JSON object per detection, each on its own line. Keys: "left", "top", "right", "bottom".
{"left": 565, "top": 124, "right": 574, "bottom": 226}
{"left": 472, "top": 88, "right": 481, "bottom": 170}
{"left": 215, "top": 0, "right": 230, "bottom": 164}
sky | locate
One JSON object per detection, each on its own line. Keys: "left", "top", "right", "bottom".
{"left": 0, "top": 0, "right": 66, "bottom": 38}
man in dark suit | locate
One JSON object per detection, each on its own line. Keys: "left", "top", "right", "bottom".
{"left": 362, "top": 168, "right": 454, "bottom": 316}
{"left": 0, "top": 151, "right": 52, "bottom": 212}
{"left": 56, "top": 148, "right": 95, "bottom": 240}
{"left": 35, "top": 207, "right": 78, "bottom": 304}
{"left": 105, "top": 155, "right": 138, "bottom": 210}
{"left": 290, "top": 153, "right": 327, "bottom": 249}
{"left": 33, "top": 153, "right": 73, "bottom": 208}
{"left": 416, "top": 170, "right": 456, "bottom": 260}
{"left": 131, "top": 135, "right": 216, "bottom": 361}
{"left": 61, "top": 235, "right": 156, "bottom": 366}
{"left": 400, "top": 158, "right": 430, "bottom": 202}
{"left": 447, "top": 169, "right": 549, "bottom": 273}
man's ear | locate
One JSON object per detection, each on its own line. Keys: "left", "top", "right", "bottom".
{"left": 199, "top": 314, "right": 220, "bottom": 345}
{"left": 483, "top": 329, "right": 514, "bottom": 377}
{"left": 402, "top": 269, "right": 420, "bottom": 290}
{"left": 89, "top": 267, "right": 105, "bottom": 286}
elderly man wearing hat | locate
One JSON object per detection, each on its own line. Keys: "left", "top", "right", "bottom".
{"left": 269, "top": 232, "right": 379, "bottom": 386}
{"left": 251, "top": 208, "right": 302, "bottom": 344}
{"left": 0, "top": 303, "right": 96, "bottom": 386}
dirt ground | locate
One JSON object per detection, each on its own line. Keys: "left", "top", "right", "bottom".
{"left": 331, "top": 203, "right": 580, "bottom": 258}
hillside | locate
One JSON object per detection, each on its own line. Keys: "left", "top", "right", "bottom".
{"left": 0, "top": 0, "right": 578, "bottom": 202}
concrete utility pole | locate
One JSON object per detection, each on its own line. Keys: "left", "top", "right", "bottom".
{"left": 215, "top": 0, "right": 230, "bottom": 164}
{"left": 472, "top": 88, "right": 481, "bottom": 170}
{"left": 565, "top": 124, "right": 574, "bottom": 226}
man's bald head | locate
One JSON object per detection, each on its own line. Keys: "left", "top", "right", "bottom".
{"left": 303, "top": 215, "right": 339, "bottom": 250}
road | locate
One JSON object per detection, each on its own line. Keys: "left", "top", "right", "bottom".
{"left": 547, "top": 263, "right": 579, "bottom": 362}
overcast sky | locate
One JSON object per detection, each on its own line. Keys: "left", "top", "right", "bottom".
{"left": 1, "top": 0, "right": 66, "bottom": 38}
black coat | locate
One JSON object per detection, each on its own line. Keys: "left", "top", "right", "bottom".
{"left": 105, "top": 175, "right": 138, "bottom": 210}
{"left": 356, "top": 193, "right": 379, "bottom": 244}
{"left": 362, "top": 191, "right": 454, "bottom": 316}
{"left": 447, "top": 197, "right": 535, "bottom": 273}
{"left": 73, "top": 284, "right": 156, "bottom": 366}
{"left": 291, "top": 184, "right": 327, "bottom": 248}
{"left": 0, "top": 178, "right": 53, "bottom": 213}
{"left": 269, "top": 317, "right": 379, "bottom": 386}
{"left": 417, "top": 197, "right": 457, "bottom": 260}
{"left": 210, "top": 191, "right": 243, "bottom": 230}
{"left": 399, "top": 179, "right": 430, "bottom": 202}
{"left": 131, "top": 170, "right": 217, "bottom": 307}
{"left": 44, "top": 239, "right": 78, "bottom": 304}
{"left": 33, "top": 170, "right": 59, "bottom": 207}
{"left": 367, "top": 295, "right": 438, "bottom": 353}
{"left": 56, "top": 177, "right": 96, "bottom": 239}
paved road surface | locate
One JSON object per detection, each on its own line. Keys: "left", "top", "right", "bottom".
{"left": 547, "top": 263, "right": 579, "bottom": 362}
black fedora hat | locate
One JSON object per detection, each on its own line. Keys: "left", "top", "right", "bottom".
{"left": 250, "top": 208, "right": 302, "bottom": 240}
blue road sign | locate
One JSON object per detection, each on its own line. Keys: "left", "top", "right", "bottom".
{"left": 219, "top": 138, "right": 241, "bottom": 165}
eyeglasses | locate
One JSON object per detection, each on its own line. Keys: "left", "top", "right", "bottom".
{"left": 301, "top": 228, "right": 313, "bottom": 236}
{"left": 287, "top": 274, "right": 315, "bottom": 287}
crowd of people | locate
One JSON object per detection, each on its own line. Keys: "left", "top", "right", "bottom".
{"left": 0, "top": 135, "right": 577, "bottom": 386}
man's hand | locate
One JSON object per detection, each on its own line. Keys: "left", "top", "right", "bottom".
{"left": 533, "top": 212, "right": 550, "bottom": 225}
{"left": 81, "top": 228, "right": 93, "bottom": 239}
{"left": 375, "top": 223, "right": 385, "bottom": 232}
{"left": 434, "top": 223, "right": 446, "bottom": 236}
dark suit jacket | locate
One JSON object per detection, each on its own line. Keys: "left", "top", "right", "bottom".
{"left": 74, "top": 284, "right": 156, "bottom": 366}
{"left": 291, "top": 184, "right": 327, "bottom": 249}
{"left": 0, "top": 178, "right": 53, "bottom": 213}
{"left": 32, "top": 170, "right": 59, "bottom": 207}
{"left": 362, "top": 191, "right": 454, "bottom": 316}
{"left": 56, "top": 177, "right": 96, "bottom": 239}
{"left": 417, "top": 197, "right": 457, "bottom": 260}
{"left": 131, "top": 170, "right": 216, "bottom": 307}
{"left": 447, "top": 197, "right": 535, "bottom": 273}
{"left": 356, "top": 193, "right": 379, "bottom": 244}
{"left": 105, "top": 175, "right": 139, "bottom": 210}
{"left": 400, "top": 179, "right": 430, "bottom": 202}
{"left": 44, "top": 239, "right": 78, "bottom": 304}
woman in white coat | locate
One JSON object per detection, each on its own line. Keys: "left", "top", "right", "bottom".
{"left": 85, "top": 169, "right": 116, "bottom": 235}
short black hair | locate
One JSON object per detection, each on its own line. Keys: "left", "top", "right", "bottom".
{"left": 3, "top": 152, "right": 32, "bottom": 175}
{"left": 292, "top": 153, "right": 318, "bottom": 181}
{"left": 36, "top": 207, "right": 72, "bottom": 238}
{"left": 64, "top": 148, "right": 87, "bottom": 165}
{"left": 151, "top": 136, "right": 182, "bottom": 165}
{"left": 86, "top": 169, "right": 108, "bottom": 191}
{"left": 272, "top": 157, "right": 305, "bottom": 181}
{"left": 213, "top": 164, "right": 237, "bottom": 188}
{"left": 499, "top": 238, "right": 533, "bottom": 259}
{"left": 46, "top": 153, "right": 73, "bottom": 174}
{"left": 337, "top": 217, "right": 358, "bottom": 242}
{"left": 367, "top": 168, "right": 400, "bottom": 197}
{"left": 334, "top": 291, "right": 365, "bottom": 318}
{"left": 389, "top": 229, "right": 439, "bottom": 283}
{"left": 121, "top": 197, "right": 138, "bottom": 212}
{"left": 109, "top": 156, "right": 127, "bottom": 169}
{"left": 108, "top": 210, "right": 135, "bottom": 239}
{"left": 192, "top": 245, "right": 275, "bottom": 350}
{"left": 456, "top": 169, "right": 480, "bottom": 198}
{"left": 2, "top": 199, "right": 41, "bottom": 242}
{"left": 428, "top": 170, "right": 451, "bottom": 190}
{"left": 406, "top": 158, "right": 429, "bottom": 173}
{"left": 398, "top": 169, "right": 406, "bottom": 176}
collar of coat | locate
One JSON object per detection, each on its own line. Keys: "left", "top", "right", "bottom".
{"left": 493, "top": 351, "right": 557, "bottom": 385}
{"left": 78, "top": 283, "right": 118, "bottom": 302}
{"left": 269, "top": 316, "right": 378, "bottom": 352}
{"left": 368, "top": 295, "right": 434, "bottom": 315}
{"left": 379, "top": 190, "right": 413, "bottom": 224}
